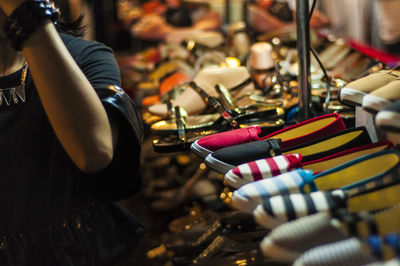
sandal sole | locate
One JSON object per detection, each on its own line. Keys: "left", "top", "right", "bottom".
{"left": 205, "top": 154, "right": 235, "bottom": 174}
{"left": 260, "top": 236, "right": 302, "bottom": 263}
{"left": 224, "top": 171, "right": 252, "bottom": 189}
{"left": 190, "top": 140, "right": 214, "bottom": 159}
{"left": 229, "top": 191, "right": 260, "bottom": 213}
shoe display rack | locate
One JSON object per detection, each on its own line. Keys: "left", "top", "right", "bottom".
{"left": 116, "top": 2, "right": 400, "bottom": 265}
{"left": 295, "top": 0, "right": 312, "bottom": 121}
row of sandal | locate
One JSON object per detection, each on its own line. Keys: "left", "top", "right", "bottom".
{"left": 121, "top": 22, "right": 400, "bottom": 265}
{"left": 184, "top": 111, "right": 400, "bottom": 265}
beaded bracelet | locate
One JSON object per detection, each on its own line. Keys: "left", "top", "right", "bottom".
{"left": 4, "top": 0, "right": 60, "bottom": 51}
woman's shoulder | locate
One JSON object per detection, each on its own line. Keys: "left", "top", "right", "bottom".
{"left": 58, "top": 33, "right": 121, "bottom": 89}
{"left": 59, "top": 33, "right": 115, "bottom": 62}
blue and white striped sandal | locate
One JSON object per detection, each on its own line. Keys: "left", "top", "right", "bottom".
{"left": 292, "top": 237, "right": 378, "bottom": 266}
{"left": 253, "top": 190, "right": 347, "bottom": 229}
{"left": 254, "top": 178, "right": 400, "bottom": 231}
{"left": 230, "top": 149, "right": 400, "bottom": 213}
{"left": 224, "top": 141, "right": 391, "bottom": 189}
{"left": 229, "top": 169, "right": 314, "bottom": 212}
{"left": 293, "top": 233, "right": 400, "bottom": 266}
{"left": 259, "top": 208, "right": 379, "bottom": 263}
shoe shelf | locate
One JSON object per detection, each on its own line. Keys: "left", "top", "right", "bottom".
{"left": 116, "top": 2, "right": 400, "bottom": 264}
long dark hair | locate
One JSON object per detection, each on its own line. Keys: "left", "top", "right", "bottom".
{"left": 52, "top": 0, "right": 86, "bottom": 37}
{"left": 56, "top": 15, "right": 86, "bottom": 37}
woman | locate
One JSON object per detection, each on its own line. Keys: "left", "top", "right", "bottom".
{"left": 0, "top": 0, "right": 145, "bottom": 265}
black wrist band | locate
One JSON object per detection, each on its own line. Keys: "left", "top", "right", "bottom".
{"left": 4, "top": 0, "right": 60, "bottom": 51}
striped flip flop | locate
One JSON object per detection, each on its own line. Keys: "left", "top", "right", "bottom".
{"left": 259, "top": 211, "right": 350, "bottom": 263}
{"left": 292, "top": 237, "right": 378, "bottom": 266}
{"left": 253, "top": 190, "right": 347, "bottom": 229}
{"left": 224, "top": 154, "right": 303, "bottom": 188}
{"left": 229, "top": 169, "right": 314, "bottom": 212}
{"left": 259, "top": 208, "right": 380, "bottom": 263}
{"left": 231, "top": 149, "right": 400, "bottom": 214}
{"left": 293, "top": 234, "right": 400, "bottom": 266}
{"left": 225, "top": 141, "right": 392, "bottom": 189}
{"left": 255, "top": 178, "right": 400, "bottom": 232}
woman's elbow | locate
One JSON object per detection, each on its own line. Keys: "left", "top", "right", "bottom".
{"left": 76, "top": 145, "right": 114, "bottom": 174}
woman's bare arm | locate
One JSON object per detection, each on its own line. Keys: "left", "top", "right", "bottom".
{"left": 2, "top": 1, "right": 119, "bottom": 173}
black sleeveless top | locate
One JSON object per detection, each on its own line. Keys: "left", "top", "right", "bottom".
{"left": 0, "top": 33, "right": 145, "bottom": 265}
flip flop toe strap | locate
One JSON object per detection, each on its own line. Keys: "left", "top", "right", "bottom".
{"left": 189, "top": 81, "right": 239, "bottom": 128}
{"left": 175, "top": 106, "right": 187, "bottom": 148}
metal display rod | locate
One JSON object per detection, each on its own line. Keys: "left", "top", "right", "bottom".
{"left": 225, "top": 0, "right": 231, "bottom": 25}
{"left": 296, "top": 0, "right": 312, "bottom": 121}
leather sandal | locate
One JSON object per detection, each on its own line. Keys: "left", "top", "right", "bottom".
{"left": 147, "top": 66, "right": 258, "bottom": 118}
{"left": 150, "top": 83, "right": 284, "bottom": 134}
{"left": 152, "top": 84, "right": 285, "bottom": 153}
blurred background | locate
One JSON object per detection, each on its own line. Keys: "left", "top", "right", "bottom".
{"left": 53, "top": 1, "right": 400, "bottom": 265}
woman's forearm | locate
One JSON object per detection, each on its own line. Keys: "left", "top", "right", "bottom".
{"left": 0, "top": 0, "right": 118, "bottom": 173}
{"left": 21, "top": 21, "right": 117, "bottom": 173}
